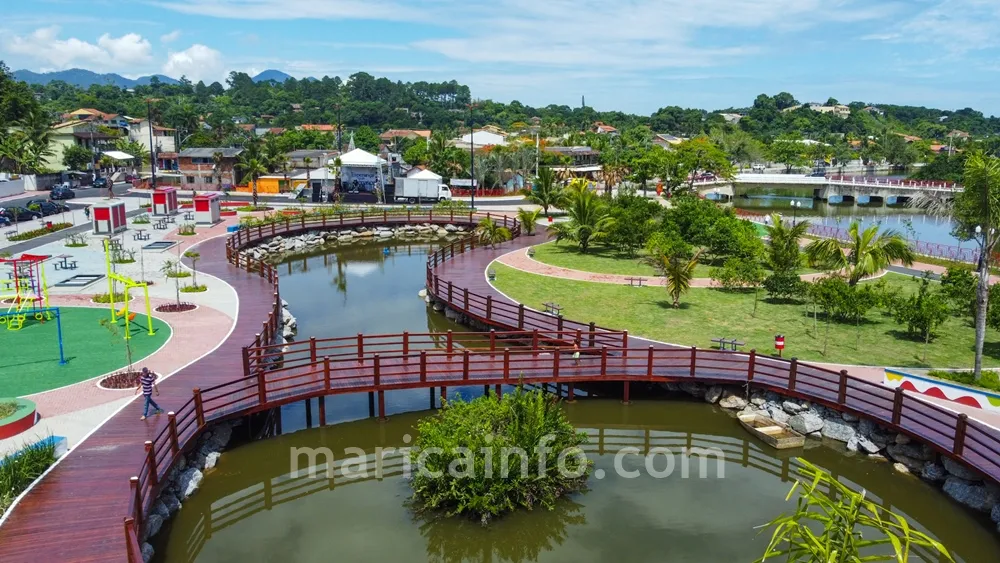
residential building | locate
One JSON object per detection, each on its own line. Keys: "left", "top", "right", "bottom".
{"left": 592, "top": 121, "right": 618, "bottom": 135}
{"left": 298, "top": 124, "right": 337, "bottom": 132}
{"left": 129, "top": 119, "right": 176, "bottom": 154}
{"left": 897, "top": 134, "right": 922, "bottom": 143}
{"left": 543, "top": 146, "right": 600, "bottom": 167}
{"left": 718, "top": 113, "right": 743, "bottom": 124}
{"left": 948, "top": 130, "right": 971, "bottom": 140}
{"left": 43, "top": 120, "right": 119, "bottom": 171}
{"left": 863, "top": 106, "right": 885, "bottom": 116}
{"left": 61, "top": 108, "right": 130, "bottom": 133}
{"left": 177, "top": 147, "right": 243, "bottom": 189}
{"left": 652, "top": 133, "right": 684, "bottom": 149}
{"left": 457, "top": 129, "right": 507, "bottom": 148}
{"left": 782, "top": 104, "right": 850, "bottom": 118}
{"left": 286, "top": 149, "right": 336, "bottom": 168}
{"left": 379, "top": 129, "right": 432, "bottom": 143}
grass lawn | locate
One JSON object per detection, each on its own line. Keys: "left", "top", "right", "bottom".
{"left": 530, "top": 241, "right": 818, "bottom": 279}
{"left": 0, "top": 307, "right": 171, "bottom": 396}
{"left": 490, "top": 264, "right": 1000, "bottom": 369}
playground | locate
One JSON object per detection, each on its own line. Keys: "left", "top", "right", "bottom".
{"left": 0, "top": 306, "right": 170, "bottom": 396}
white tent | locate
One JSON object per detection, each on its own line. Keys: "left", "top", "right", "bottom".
{"left": 103, "top": 150, "right": 135, "bottom": 160}
{"left": 409, "top": 169, "right": 442, "bottom": 181}
{"left": 338, "top": 148, "right": 386, "bottom": 167}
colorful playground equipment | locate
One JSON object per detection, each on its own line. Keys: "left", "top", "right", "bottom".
{"left": 0, "top": 254, "right": 52, "bottom": 331}
{"left": 103, "top": 239, "right": 154, "bottom": 340}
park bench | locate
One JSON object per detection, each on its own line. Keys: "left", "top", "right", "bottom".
{"left": 543, "top": 301, "right": 563, "bottom": 317}
{"left": 487, "top": 269, "right": 497, "bottom": 281}
{"left": 4, "top": 229, "right": 16, "bottom": 239}
{"left": 153, "top": 219, "right": 168, "bottom": 230}
{"left": 133, "top": 230, "right": 150, "bottom": 241}
{"left": 625, "top": 277, "right": 647, "bottom": 287}
{"left": 710, "top": 337, "right": 746, "bottom": 351}
{"left": 167, "top": 215, "right": 177, "bottom": 224}
{"left": 183, "top": 211, "right": 194, "bottom": 221}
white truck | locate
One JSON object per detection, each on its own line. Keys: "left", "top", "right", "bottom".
{"left": 393, "top": 176, "right": 452, "bottom": 203}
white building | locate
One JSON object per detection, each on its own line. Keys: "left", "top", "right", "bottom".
{"left": 129, "top": 119, "right": 176, "bottom": 154}
{"left": 458, "top": 130, "right": 507, "bottom": 148}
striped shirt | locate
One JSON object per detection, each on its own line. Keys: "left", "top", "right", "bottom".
{"left": 140, "top": 372, "right": 156, "bottom": 395}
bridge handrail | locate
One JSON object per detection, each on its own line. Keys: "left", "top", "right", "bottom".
{"left": 122, "top": 206, "right": 1000, "bottom": 562}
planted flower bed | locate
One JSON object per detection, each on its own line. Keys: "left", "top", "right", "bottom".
{"left": 7, "top": 222, "right": 73, "bottom": 242}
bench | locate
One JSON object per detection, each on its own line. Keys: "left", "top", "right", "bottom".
{"left": 710, "top": 337, "right": 746, "bottom": 351}
{"left": 4, "top": 230, "right": 16, "bottom": 239}
{"left": 133, "top": 231, "right": 150, "bottom": 241}
{"left": 543, "top": 301, "right": 562, "bottom": 316}
{"left": 153, "top": 220, "right": 167, "bottom": 230}
{"left": 625, "top": 277, "right": 647, "bottom": 287}
{"left": 166, "top": 215, "right": 177, "bottom": 224}
{"left": 487, "top": 269, "right": 496, "bottom": 281}
{"left": 183, "top": 211, "right": 194, "bottom": 221}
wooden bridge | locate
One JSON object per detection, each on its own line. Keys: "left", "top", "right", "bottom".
{"left": 0, "top": 210, "right": 998, "bottom": 563}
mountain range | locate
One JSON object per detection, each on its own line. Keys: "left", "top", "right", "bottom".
{"left": 12, "top": 68, "right": 302, "bottom": 88}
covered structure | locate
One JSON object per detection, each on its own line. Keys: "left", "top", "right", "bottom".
{"left": 339, "top": 148, "right": 387, "bottom": 200}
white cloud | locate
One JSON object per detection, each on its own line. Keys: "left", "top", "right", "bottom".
{"left": 4, "top": 26, "right": 151, "bottom": 70}
{"left": 863, "top": 0, "right": 1000, "bottom": 53}
{"left": 162, "top": 44, "right": 225, "bottom": 82}
{"left": 160, "top": 30, "right": 181, "bottom": 43}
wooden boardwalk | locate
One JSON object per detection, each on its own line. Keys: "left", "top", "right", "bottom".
{"left": 1, "top": 211, "right": 999, "bottom": 562}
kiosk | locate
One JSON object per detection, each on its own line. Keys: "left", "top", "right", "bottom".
{"left": 92, "top": 200, "right": 127, "bottom": 235}
{"left": 152, "top": 186, "right": 179, "bottom": 216}
{"left": 194, "top": 192, "right": 221, "bottom": 225}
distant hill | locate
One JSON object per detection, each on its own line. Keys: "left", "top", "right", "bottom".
{"left": 252, "top": 69, "right": 294, "bottom": 83}
{"left": 13, "top": 68, "right": 180, "bottom": 88}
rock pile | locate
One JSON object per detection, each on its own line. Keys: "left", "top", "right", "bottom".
{"left": 140, "top": 419, "right": 239, "bottom": 562}
{"left": 243, "top": 223, "right": 469, "bottom": 262}
{"left": 680, "top": 382, "right": 1000, "bottom": 530}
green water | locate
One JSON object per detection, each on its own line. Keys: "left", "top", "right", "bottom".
{"left": 153, "top": 241, "right": 1000, "bottom": 562}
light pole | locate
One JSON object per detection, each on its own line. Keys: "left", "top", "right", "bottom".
{"left": 335, "top": 103, "right": 343, "bottom": 153}
{"left": 791, "top": 200, "right": 802, "bottom": 226}
{"left": 467, "top": 102, "right": 477, "bottom": 210}
{"left": 145, "top": 98, "right": 161, "bottom": 190}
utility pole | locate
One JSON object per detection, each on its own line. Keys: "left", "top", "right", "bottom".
{"left": 89, "top": 122, "right": 97, "bottom": 180}
{"left": 335, "top": 103, "right": 343, "bottom": 153}
{"left": 467, "top": 102, "right": 476, "bottom": 209}
{"left": 146, "top": 98, "right": 161, "bottom": 190}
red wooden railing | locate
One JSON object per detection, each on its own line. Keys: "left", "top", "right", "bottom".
{"left": 121, "top": 209, "right": 1000, "bottom": 561}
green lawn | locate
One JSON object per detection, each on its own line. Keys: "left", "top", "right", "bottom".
{"left": 530, "top": 241, "right": 817, "bottom": 279}
{"left": 0, "top": 307, "right": 171, "bottom": 396}
{"left": 490, "top": 265, "right": 1000, "bottom": 369}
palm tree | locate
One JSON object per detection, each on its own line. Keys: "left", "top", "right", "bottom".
{"left": 475, "top": 217, "right": 512, "bottom": 248}
{"left": 516, "top": 207, "right": 542, "bottom": 236}
{"left": 236, "top": 154, "right": 268, "bottom": 208}
{"left": 805, "top": 221, "right": 915, "bottom": 285}
{"left": 765, "top": 213, "right": 810, "bottom": 273}
{"left": 656, "top": 249, "right": 702, "bottom": 308}
{"left": 548, "top": 180, "right": 614, "bottom": 252}
{"left": 160, "top": 259, "right": 182, "bottom": 306}
{"left": 526, "top": 167, "right": 566, "bottom": 216}
{"left": 183, "top": 251, "right": 201, "bottom": 287}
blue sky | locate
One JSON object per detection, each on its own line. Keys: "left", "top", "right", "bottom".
{"left": 2, "top": 0, "right": 1000, "bottom": 115}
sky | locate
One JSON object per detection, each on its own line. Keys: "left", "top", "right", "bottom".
{"left": 2, "top": 0, "right": 1000, "bottom": 115}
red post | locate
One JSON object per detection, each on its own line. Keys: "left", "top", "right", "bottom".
{"left": 588, "top": 322, "right": 596, "bottom": 347}
{"left": 310, "top": 337, "right": 317, "bottom": 363}
{"left": 567, "top": 383, "right": 575, "bottom": 402}
{"left": 953, "top": 413, "right": 969, "bottom": 455}
{"left": 747, "top": 349, "right": 756, "bottom": 382}
{"left": 357, "top": 333, "right": 364, "bottom": 363}
{"left": 377, "top": 390, "right": 386, "bottom": 420}
{"left": 441, "top": 386, "right": 447, "bottom": 404}
{"left": 600, "top": 346, "right": 608, "bottom": 377}
{"left": 323, "top": 356, "right": 331, "bottom": 391}
{"left": 532, "top": 329, "right": 539, "bottom": 355}
{"left": 689, "top": 346, "right": 697, "bottom": 377}
{"left": 495, "top": 384, "right": 502, "bottom": 398}
{"left": 167, "top": 412, "right": 179, "bottom": 456}
{"left": 503, "top": 348, "right": 510, "bottom": 381}
{"left": 892, "top": 387, "right": 903, "bottom": 425}
{"left": 647, "top": 346, "right": 654, "bottom": 379}
{"left": 446, "top": 330, "right": 453, "bottom": 354}
{"left": 373, "top": 354, "right": 381, "bottom": 388}
{"left": 420, "top": 351, "right": 427, "bottom": 383}
{"left": 193, "top": 388, "right": 205, "bottom": 428}
{"left": 257, "top": 364, "right": 267, "bottom": 405}
{"left": 553, "top": 349, "right": 561, "bottom": 379}
{"left": 242, "top": 346, "right": 251, "bottom": 377}
{"left": 129, "top": 477, "right": 141, "bottom": 530}
{"left": 490, "top": 329, "right": 496, "bottom": 354}
{"left": 788, "top": 358, "right": 798, "bottom": 393}
{"left": 486, "top": 295, "right": 493, "bottom": 319}
{"left": 622, "top": 381, "right": 631, "bottom": 405}
{"left": 402, "top": 331, "right": 409, "bottom": 356}
{"left": 462, "top": 350, "right": 470, "bottom": 381}
{"left": 518, "top": 303, "right": 525, "bottom": 328}
{"left": 838, "top": 370, "right": 848, "bottom": 404}
{"left": 144, "top": 441, "right": 158, "bottom": 487}
{"left": 448, "top": 281, "right": 453, "bottom": 302}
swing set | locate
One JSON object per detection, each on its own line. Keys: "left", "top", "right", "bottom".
{"left": 103, "top": 239, "right": 155, "bottom": 339}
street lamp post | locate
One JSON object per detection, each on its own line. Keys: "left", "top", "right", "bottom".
{"left": 468, "top": 102, "right": 477, "bottom": 210}
{"left": 791, "top": 200, "right": 802, "bottom": 226}
{"left": 146, "top": 98, "right": 161, "bottom": 191}
{"left": 335, "top": 103, "right": 343, "bottom": 153}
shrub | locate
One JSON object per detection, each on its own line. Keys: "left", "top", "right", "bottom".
{"left": 763, "top": 271, "right": 807, "bottom": 301}
{"left": 64, "top": 233, "right": 88, "bottom": 248}
{"left": 111, "top": 249, "right": 136, "bottom": 264}
{"left": 91, "top": 292, "right": 127, "bottom": 303}
{"left": 408, "top": 387, "right": 590, "bottom": 524}
{"left": 0, "top": 400, "right": 18, "bottom": 419}
{"left": 434, "top": 200, "right": 471, "bottom": 212}
{"left": 180, "top": 284, "right": 207, "bottom": 293}
{"left": 133, "top": 213, "right": 151, "bottom": 225}
{"left": 178, "top": 223, "right": 196, "bottom": 236}
{"left": 99, "top": 370, "right": 151, "bottom": 390}
{"left": 927, "top": 369, "right": 1000, "bottom": 393}
{"left": 235, "top": 205, "right": 273, "bottom": 212}
{"left": 8, "top": 222, "right": 72, "bottom": 241}
{"left": 1, "top": 438, "right": 57, "bottom": 514}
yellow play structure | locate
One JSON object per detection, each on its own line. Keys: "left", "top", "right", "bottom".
{"left": 103, "top": 239, "right": 154, "bottom": 340}
{"left": 0, "top": 254, "right": 52, "bottom": 331}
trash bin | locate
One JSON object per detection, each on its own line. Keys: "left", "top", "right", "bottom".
{"left": 45, "top": 221, "right": 53, "bottom": 229}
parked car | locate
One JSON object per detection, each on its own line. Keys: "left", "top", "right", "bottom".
{"left": 0, "top": 206, "right": 42, "bottom": 222}
{"left": 809, "top": 170, "right": 827, "bottom": 177}
{"left": 697, "top": 172, "right": 717, "bottom": 181}
{"left": 50, "top": 185, "right": 76, "bottom": 200}
{"left": 25, "top": 200, "right": 70, "bottom": 216}
{"left": 92, "top": 177, "right": 108, "bottom": 191}
{"left": 0, "top": 214, "right": 9, "bottom": 226}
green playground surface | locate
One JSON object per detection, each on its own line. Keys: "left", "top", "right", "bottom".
{"left": 0, "top": 306, "right": 171, "bottom": 396}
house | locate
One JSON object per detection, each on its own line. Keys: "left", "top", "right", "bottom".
{"left": 948, "top": 130, "right": 971, "bottom": 140}
{"left": 177, "top": 147, "right": 243, "bottom": 189}
{"left": 298, "top": 124, "right": 337, "bottom": 132}
{"left": 863, "top": 106, "right": 885, "bottom": 116}
{"left": 256, "top": 127, "right": 285, "bottom": 137}
{"left": 62, "top": 108, "right": 130, "bottom": 133}
{"left": 379, "top": 129, "right": 432, "bottom": 142}
{"left": 592, "top": 121, "right": 618, "bottom": 135}
{"left": 543, "top": 146, "right": 600, "bottom": 167}
{"left": 782, "top": 104, "right": 850, "bottom": 118}
{"left": 652, "top": 133, "right": 684, "bottom": 148}
{"left": 129, "top": 119, "right": 176, "bottom": 154}
{"left": 457, "top": 129, "right": 507, "bottom": 148}
{"left": 896, "top": 133, "right": 922, "bottom": 143}
{"left": 256, "top": 167, "right": 329, "bottom": 194}
{"left": 718, "top": 113, "right": 743, "bottom": 124}
{"left": 291, "top": 103, "right": 303, "bottom": 112}
{"left": 286, "top": 149, "right": 336, "bottom": 168}
{"left": 43, "top": 120, "right": 120, "bottom": 171}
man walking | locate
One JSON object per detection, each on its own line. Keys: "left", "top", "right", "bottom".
{"left": 135, "top": 367, "right": 164, "bottom": 420}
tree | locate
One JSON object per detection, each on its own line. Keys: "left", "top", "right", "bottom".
{"left": 183, "top": 251, "right": 201, "bottom": 287}
{"left": 516, "top": 207, "right": 541, "bottom": 236}
{"left": 950, "top": 151, "right": 1000, "bottom": 380}
{"left": 710, "top": 257, "right": 767, "bottom": 316}
{"left": 548, "top": 180, "right": 614, "bottom": 252}
{"left": 768, "top": 135, "right": 809, "bottom": 173}
{"left": 475, "top": 217, "right": 512, "bottom": 248}
{"left": 805, "top": 221, "right": 914, "bottom": 285}
{"left": 890, "top": 276, "right": 950, "bottom": 361}
{"left": 62, "top": 144, "right": 93, "bottom": 171}
{"left": 236, "top": 154, "right": 268, "bottom": 208}
{"left": 526, "top": 167, "right": 566, "bottom": 216}
{"left": 807, "top": 276, "right": 843, "bottom": 355}
{"left": 606, "top": 188, "right": 660, "bottom": 256}
{"left": 353, "top": 125, "right": 381, "bottom": 152}
{"left": 939, "top": 266, "right": 977, "bottom": 319}
{"left": 654, "top": 249, "right": 702, "bottom": 308}
{"left": 160, "top": 259, "right": 182, "bottom": 306}
{"left": 706, "top": 216, "right": 765, "bottom": 262}
{"left": 764, "top": 212, "right": 809, "bottom": 273}
{"left": 763, "top": 271, "right": 806, "bottom": 302}
{"left": 832, "top": 142, "right": 854, "bottom": 173}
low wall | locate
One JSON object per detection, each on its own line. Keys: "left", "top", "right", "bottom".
{"left": 885, "top": 369, "right": 1000, "bottom": 414}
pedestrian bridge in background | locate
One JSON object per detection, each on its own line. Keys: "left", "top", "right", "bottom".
{"left": 696, "top": 173, "right": 959, "bottom": 205}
